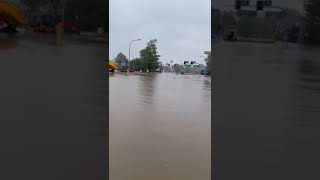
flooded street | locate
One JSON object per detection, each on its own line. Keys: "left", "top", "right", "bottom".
{"left": 109, "top": 73, "right": 211, "bottom": 180}
{"left": 213, "top": 42, "right": 320, "bottom": 180}
{"left": 0, "top": 36, "right": 108, "bottom": 179}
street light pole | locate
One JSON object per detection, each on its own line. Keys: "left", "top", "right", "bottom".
{"left": 129, "top": 39, "right": 141, "bottom": 62}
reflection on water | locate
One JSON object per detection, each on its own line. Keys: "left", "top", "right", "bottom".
{"left": 295, "top": 58, "right": 320, "bottom": 127}
{"left": 0, "top": 36, "right": 108, "bottom": 179}
{"left": 109, "top": 73, "right": 211, "bottom": 180}
{"left": 137, "top": 75, "right": 158, "bottom": 105}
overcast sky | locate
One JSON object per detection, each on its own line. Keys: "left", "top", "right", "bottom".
{"left": 110, "top": 0, "right": 211, "bottom": 65}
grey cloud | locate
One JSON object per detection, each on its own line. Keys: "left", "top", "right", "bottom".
{"left": 110, "top": 0, "right": 210, "bottom": 64}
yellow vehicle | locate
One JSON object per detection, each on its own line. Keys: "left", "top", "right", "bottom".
{"left": 108, "top": 60, "right": 118, "bottom": 73}
{"left": 0, "top": 0, "right": 27, "bottom": 26}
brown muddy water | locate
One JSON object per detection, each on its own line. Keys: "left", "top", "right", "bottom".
{"left": 0, "top": 36, "right": 108, "bottom": 179}
{"left": 109, "top": 73, "right": 211, "bottom": 180}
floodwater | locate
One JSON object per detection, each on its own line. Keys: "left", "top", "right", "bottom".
{"left": 0, "top": 36, "right": 108, "bottom": 180}
{"left": 109, "top": 73, "right": 211, "bottom": 180}
{"left": 213, "top": 42, "right": 320, "bottom": 180}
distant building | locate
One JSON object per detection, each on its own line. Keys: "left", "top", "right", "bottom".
{"left": 213, "top": 0, "right": 305, "bottom": 41}
{"left": 214, "top": 0, "right": 305, "bottom": 14}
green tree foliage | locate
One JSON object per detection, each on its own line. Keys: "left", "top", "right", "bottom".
{"left": 213, "top": 9, "right": 222, "bottom": 34}
{"left": 129, "top": 58, "right": 141, "bottom": 71}
{"left": 64, "top": 0, "right": 107, "bottom": 31}
{"left": 95, "top": 0, "right": 107, "bottom": 29}
{"left": 48, "top": 0, "right": 62, "bottom": 22}
{"left": 139, "top": 39, "right": 160, "bottom": 72}
{"left": 22, "top": 0, "right": 106, "bottom": 30}
{"left": 21, "top": 0, "right": 62, "bottom": 22}
{"left": 305, "top": 0, "right": 320, "bottom": 43}
{"left": 21, "top": 0, "right": 46, "bottom": 10}
{"left": 115, "top": 53, "right": 128, "bottom": 70}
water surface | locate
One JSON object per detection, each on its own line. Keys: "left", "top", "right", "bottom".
{"left": 0, "top": 36, "right": 108, "bottom": 180}
{"left": 109, "top": 73, "right": 211, "bottom": 180}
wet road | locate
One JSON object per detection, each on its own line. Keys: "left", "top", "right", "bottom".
{"left": 0, "top": 36, "right": 108, "bottom": 180}
{"left": 213, "top": 42, "right": 320, "bottom": 180}
{"left": 109, "top": 73, "right": 211, "bottom": 180}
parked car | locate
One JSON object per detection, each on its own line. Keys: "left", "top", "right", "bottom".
{"left": 32, "top": 22, "right": 80, "bottom": 34}
{"left": 0, "top": 23, "right": 17, "bottom": 33}
{"left": 63, "top": 22, "right": 80, "bottom": 34}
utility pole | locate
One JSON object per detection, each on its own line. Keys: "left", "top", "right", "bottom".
{"left": 129, "top": 39, "right": 141, "bottom": 62}
{"left": 128, "top": 39, "right": 141, "bottom": 71}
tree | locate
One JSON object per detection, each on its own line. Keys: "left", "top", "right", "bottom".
{"left": 129, "top": 58, "right": 141, "bottom": 71}
{"left": 48, "top": 0, "right": 62, "bottom": 23}
{"left": 139, "top": 39, "right": 160, "bottom": 72}
{"left": 21, "top": 0, "right": 63, "bottom": 25}
{"left": 21, "top": 0, "right": 45, "bottom": 10}
{"left": 95, "top": 0, "right": 107, "bottom": 29}
{"left": 115, "top": 53, "right": 128, "bottom": 70}
{"left": 64, "top": 0, "right": 107, "bottom": 31}
{"left": 305, "top": 0, "right": 320, "bottom": 43}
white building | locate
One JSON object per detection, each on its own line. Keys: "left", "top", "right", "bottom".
{"left": 213, "top": 0, "right": 306, "bottom": 14}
